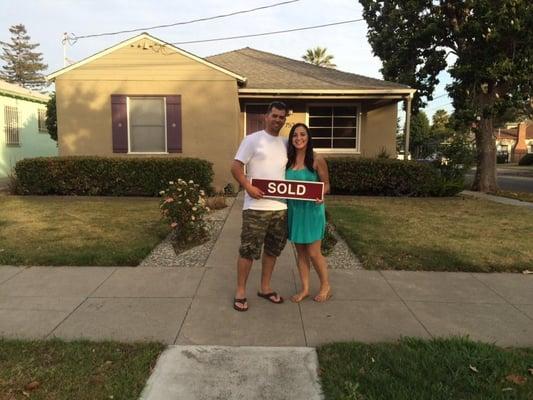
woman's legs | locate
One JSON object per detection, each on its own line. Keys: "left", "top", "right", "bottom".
{"left": 308, "top": 240, "right": 331, "bottom": 302}
{"left": 291, "top": 243, "right": 311, "bottom": 302}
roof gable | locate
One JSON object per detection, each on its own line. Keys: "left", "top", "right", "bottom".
{"left": 47, "top": 33, "right": 246, "bottom": 82}
{"left": 206, "top": 47, "right": 412, "bottom": 92}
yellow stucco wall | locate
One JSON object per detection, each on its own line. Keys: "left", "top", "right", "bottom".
{"left": 55, "top": 39, "right": 241, "bottom": 190}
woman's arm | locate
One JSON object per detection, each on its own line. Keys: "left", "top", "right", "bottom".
{"left": 315, "top": 155, "right": 330, "bottom": 194}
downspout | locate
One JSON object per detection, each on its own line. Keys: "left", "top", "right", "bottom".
{"left": 404, "top": 94, "right": 413, "bottom": 160}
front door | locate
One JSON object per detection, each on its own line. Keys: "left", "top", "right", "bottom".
{"left": 245, "top": 104, "right": 268, "bottom": 135}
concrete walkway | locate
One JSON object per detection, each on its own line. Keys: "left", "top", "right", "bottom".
{"left": 1, "top": 195, "right": 532, "bottom": 347}
{"left": 462, "top": 190, "right": 533, "bottom": 208}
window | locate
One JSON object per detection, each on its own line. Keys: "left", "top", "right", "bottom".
{"left": 529, "top": 144, "right": 533, "bottom": 154}
{"left": 4, "top": 106, "right": 19, "bottom": 146}
{"left": 128, "top": 97, "right": 166, "bottom": 153}
{"left": 498, "top": 144, "right": 509, "bottom": 153}
{"left": 308, "top": 105, "right": 358, "bottom": 150}
{"left": 38, "top": 109, "right": 47, "bottom": 132}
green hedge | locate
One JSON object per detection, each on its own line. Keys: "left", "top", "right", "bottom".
{"left": 14, "top": 156, "right": 214, "bottom": 196}
{"left": 518, "top": 153, "right": 533, "bottom": 166}
{"left": 327, "top": 158, "right": 462, "bottom": 197}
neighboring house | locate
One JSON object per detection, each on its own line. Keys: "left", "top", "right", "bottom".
{"left": 47, "top": 33, "right": 415, "bottom": 190}
{"left": 495, "top": 121, "right": 533, "bottom": 163}
{"left": 0, "top": 80, "right": 57, "bottom": 180}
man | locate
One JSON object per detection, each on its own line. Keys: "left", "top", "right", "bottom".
{"left": 231, "top": 101, "right": 289, "bottom": 312}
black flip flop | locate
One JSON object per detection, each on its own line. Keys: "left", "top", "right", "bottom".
{"left": 257, "top": 291, "right": 284, "bottom": 304}
{"left": 233, "top": 298, "right": 248, "bottom": 312}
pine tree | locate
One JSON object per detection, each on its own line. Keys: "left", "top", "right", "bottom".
{"left": 0, "top": 24, "right": 48, "bottom": 90}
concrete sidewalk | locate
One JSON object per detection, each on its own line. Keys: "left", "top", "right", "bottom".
{"left": 0, "top": 194, "right": 532, "bottom": 347}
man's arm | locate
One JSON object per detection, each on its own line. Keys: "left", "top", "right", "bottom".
{"left": 231, "top": 160, "right": 264, "bottom": 199}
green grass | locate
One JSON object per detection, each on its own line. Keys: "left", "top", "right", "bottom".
{"left": 318, "top": 337, "right": 533, "bottom": 400}
{"left": 327, "top": 196, "right": 533, "bottom": 272}
{"left": 0, "top": 339, "right": 164, "bottom": 400}
{"left": 0, "top": 196, "right": 169, "bottom": 266}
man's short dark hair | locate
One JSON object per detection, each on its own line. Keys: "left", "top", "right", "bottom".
{"left": 266, "top": 101, "right": 288, "bottom": 114}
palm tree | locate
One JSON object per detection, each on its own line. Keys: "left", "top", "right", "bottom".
{"left": 302, "top": 47, "right": 336, "bottom": 68}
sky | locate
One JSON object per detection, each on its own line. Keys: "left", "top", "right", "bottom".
{"left": 1, "top": 0, "right": 453, "bottom": 121}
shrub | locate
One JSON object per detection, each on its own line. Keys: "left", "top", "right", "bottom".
{"left": 159, "top": 179, "right": 210, "bottom": 252}
{"left": 496, "top": 153, "right": 509, "bottom": 164}
{"left": 14, "top": 156, "right": 213, "bottom": 196}
{"left": 518, "top": 153, "right": 533, "bottom": 166}
{"left": 326, "top": 158, "right": 462, "bottom": 197}
{"left": 321, "top": 217, "right": 337, "bottom": 256}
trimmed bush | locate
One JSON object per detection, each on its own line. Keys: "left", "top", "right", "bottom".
{"left": 327, "top": 157, "right": 462, "bottom": 197}
{"left": 518, "top": 153, "right": 533, "bottom": 166}
{"left": 14, "top": 156, "right": 214, "bottom": 196}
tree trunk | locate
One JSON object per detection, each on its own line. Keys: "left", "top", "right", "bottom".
{"left": 472, "top": 117, "right": 498, "bottom": 192}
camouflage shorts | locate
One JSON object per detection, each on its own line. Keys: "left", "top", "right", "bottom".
{"left": 239, "top": 209, "right": 288, "bottom": 260}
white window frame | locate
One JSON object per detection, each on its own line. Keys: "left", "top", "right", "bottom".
{"left": 305, "top": 103, "right": 361, "bottom": 154}
{"left": 127, "top": 96, "right": 168, "bottom": 154}
{"left": 4, "top": 106, "right": 20, "bottom": 146}
{"left": 37, "top": 108, "right": 48, "bottom": 133}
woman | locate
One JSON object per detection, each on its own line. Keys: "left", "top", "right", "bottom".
{"left": 285, "top": 123, "right": 332, "bottom": 302}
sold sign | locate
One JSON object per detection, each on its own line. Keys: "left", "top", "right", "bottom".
{"left": 251, "top": 178, "right": 324, "bottom": 201}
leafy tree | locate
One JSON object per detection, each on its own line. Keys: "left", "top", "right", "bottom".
{"left": 360, "top": 0, "right": 533, "bottom": 192}
{"left": 0, "top": 24, "right": 48, "bottom": 90}
{"left": 409, "top": 111, "right": 432, "bottom": 158}
{"left": 46, "top": 92, "right": 57, "bottom": 142}
{"left": 430, "top": 109, "right": 454, "bottom": 141}
{"left": 302, "top": 47, "right": 336, "bottom": 68}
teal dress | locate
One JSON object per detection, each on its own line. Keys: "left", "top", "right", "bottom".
{"left": 285, "top": 167, "right": 326, "bottom": 244}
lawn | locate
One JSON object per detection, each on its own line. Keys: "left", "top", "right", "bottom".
{"left": 0, "top": 196, "right": 169, "bottom": 266}
{"left": 327, "top": 196, "right": 533, "bottom": 272}
{"left": 318, "top": 337, "right": 533, "bottom": 400}
{"left": 0, "top": 339, "right": 163, "bottom": 400}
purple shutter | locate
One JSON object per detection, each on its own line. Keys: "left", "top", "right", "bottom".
{"left": 111, "top": 95, "right": 128, "bottom": 153}
{"left": 166, "top": 95, "right": 182, "bottom": 153}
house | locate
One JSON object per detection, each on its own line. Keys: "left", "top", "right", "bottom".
{"left": 495, "top": 122, "right": 533, "bottom": 163}
{"left": 0, "top": 80, "right": 57, "bottom": 181}
{"left": 47, "top": 33, "right": 415, "bottom": 190}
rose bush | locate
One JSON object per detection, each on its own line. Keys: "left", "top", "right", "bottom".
{"left": 159, "top": 179, "right": 210, "bottom": 252}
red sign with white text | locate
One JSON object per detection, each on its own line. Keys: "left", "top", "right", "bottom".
{"left": 250, "top": 178, "right": 324, "bottom": 201}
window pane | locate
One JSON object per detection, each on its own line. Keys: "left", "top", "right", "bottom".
{"left": 334, "top": 106, "right": 357, "bottom": 116}
{"left": 333, "top": 127, "right": 356, "bottom": 138}
{"left": 129, "top": 97, "right": 165, "bottom": 152}
{"left": 309, "top": 117, "right": 333, "bottom": 127}
{"left": 309, "top": 127, "right": 332, "bottom": 138}
{"left": 308, "top": 106, "right": 332, "bottom": 117}
{"left": 333, "top": 117, "right": 356, "bottom": 128}
{"left": 313, "top": 138, "right": 332, "bottom": 148}
{"left": 332, "top": 139, "right": 356, "bottom": 148}
{"left": 130, "top": 126, "right": 165, "bottom": 152}
{"left": 130, "top": 98, "right": 164, "bottom": 125}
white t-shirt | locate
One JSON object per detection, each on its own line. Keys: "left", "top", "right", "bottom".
{"left": 235, "top": 130, "right": 288, "bottom": 211}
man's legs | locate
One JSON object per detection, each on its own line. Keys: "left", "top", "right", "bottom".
{"left": 235, "top": 256, "right": 253, "bottom": 311}
{"left": 259, "top": 252, "right": 281, "bottom": 302}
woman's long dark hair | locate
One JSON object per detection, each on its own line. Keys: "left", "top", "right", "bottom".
{"left": 286, "top": 123, "right": 315, "bottom": 172}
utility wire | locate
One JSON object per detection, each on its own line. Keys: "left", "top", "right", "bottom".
{"left": 171, "top": 18, "right": 364, "bottom": 45}
{"left": 425, "top": 101, "right": 453, "bottom": 111}
{"left": 71, "top": 0, "right": 300, "bottom": 40}
{"left": 430, "top": 93, "right": 448, "bottom": 100}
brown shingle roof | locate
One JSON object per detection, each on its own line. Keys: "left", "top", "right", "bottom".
{"left": 206, "top": 47, "right": 411, "bottom": 91}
